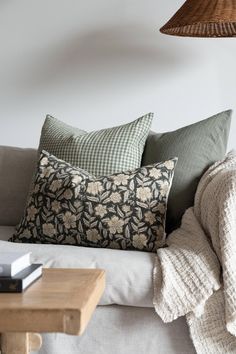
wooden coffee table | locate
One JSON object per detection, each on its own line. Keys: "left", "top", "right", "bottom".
{"left": 0, "top": 268, "right": 105, "bottom": 354}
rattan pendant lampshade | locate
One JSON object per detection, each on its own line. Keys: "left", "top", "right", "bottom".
{"left": 160, "top": 0, "right": 236, "bottom": 37}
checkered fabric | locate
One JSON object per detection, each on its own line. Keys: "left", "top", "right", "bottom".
{"left": 38, "top": 113, "right": 153, "bottom": 176}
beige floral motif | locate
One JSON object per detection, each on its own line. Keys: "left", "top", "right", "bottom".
{"left": 156, "top": 203, "right": 166, "bottom": 214}
{"left": 112, "top": 174, "right": 130, "bottom": 186}
{"left": 109, "top": 192, "right": 122, "bottom": 204}
{"left": 27, "top": 205, "right": 37, "bottom": 221}
{"left": 40, "top": 166, "right": 54, "bottom": 178}
{"left": 51, "top": 200, "right": 61, "bottom": 213}
{"left": 62, "top": 212, "right": 76, "bottom": 229}
{"left": 63, "top": 189, "right": 73, "bottom": 200}
{"left": 107, "top": 216, "right": 124, "bottom": 234}
{"left": 122, "top": 205, "right": 131, "bottom": 213}
{"left": 144, "top": 211, "right": 156, "bottom": 225}
{"left": 164, "top": 160, "right": 175, "bottom": 170}
{"left": 158, "top": 180, "right": 170, "bottom": 197}
{"left": 149, "top": 168, "right": 162, "bottom": 179}
{"left": 137, "top": 186, "right": 152, "bottom": 202}
{"left": 42, "top": 223, "right": 56, "bottom": 237}
{"left": 86, "top": 229, "right": 101, "bottom": 243}
{"left": 40, "top": 157, "right": 49, "bottom": 166}
{"left": 132, "top": 234, "right": 147, "bottom": 250}
{"left": 50, "top": 180, "right": 62, "bottom": 192}
{"left": 87, "top": 181, "right": 103, "bottom": 195}
{"left": 72, "top": 175, "right": 83, "bottom": 185}
{"left": 95, "top": 204, "right": 107, "bottom": 218}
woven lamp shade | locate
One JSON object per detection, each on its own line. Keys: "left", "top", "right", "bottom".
{"left": 160, "top": 0, "right": 236, "bottom": 37}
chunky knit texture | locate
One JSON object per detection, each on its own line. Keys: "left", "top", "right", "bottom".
{"left": 153, "top": 152, "right": 236, "bottom": 353}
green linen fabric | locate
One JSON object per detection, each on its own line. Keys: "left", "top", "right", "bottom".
{"left": 38, "top": 113, "right": 153, "bottom": 176}
{"left": 142, "top": 110, "right": 232, "bottom": 233}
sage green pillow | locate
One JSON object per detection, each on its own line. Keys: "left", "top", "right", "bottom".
{"left": 38, "top": 113, "right": 153, "bottom": 176}
{"left": 142, "top": 110, "right": 232, "bottom": 233}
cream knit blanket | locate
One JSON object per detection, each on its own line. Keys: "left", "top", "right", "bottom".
{"left": 153, "top": 152, "right": 236, "bottom": 353}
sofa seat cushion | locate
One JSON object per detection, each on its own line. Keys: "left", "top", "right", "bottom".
{"left": 0, "top": 226, "right": 155, "bottom": 307}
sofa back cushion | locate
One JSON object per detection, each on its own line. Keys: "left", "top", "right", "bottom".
{"left": 0, "top": 146, "right": 37, "bottom": 226}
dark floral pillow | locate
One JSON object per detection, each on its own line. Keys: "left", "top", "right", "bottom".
{"left": 10, "top": 151, "right": 177, "bottom": 252}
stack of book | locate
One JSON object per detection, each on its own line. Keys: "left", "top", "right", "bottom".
{"left": 0, "top": 252, "right": 42, "bottom": 293}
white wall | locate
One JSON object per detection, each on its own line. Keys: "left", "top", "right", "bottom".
{"left": 0, "top": 0, "right": 235, "bottom": 149}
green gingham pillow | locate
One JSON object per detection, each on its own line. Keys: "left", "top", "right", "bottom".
{"left": 10, "top": 151, "right": 177, "bottom": 252}
{"left": 38, "top": 113, "right": 153, "bottom": 176}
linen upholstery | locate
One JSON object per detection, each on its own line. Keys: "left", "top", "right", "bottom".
{"left": 0, "top": 146, "right": 37, "bottom": 226}
{"left": 142, "top": 110, "right": 232, "bottom": 232}
{"left": 0, "top": 232, "right": 195, "bottom": 354}
{"left": 0, "top": 235, "right": 155, "bottom": 307}
{"left": 35, "top": 306, "right": 195, "bottom": 354}
{"left": 39, "top": 113, "right": 153, "bottom": 176}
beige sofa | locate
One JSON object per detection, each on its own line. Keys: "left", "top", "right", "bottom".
{"left": 0, "top": 146, "right": 196, "bottom": 354}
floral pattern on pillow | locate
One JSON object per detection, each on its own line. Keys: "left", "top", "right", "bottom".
{"left": 10, "top": 151, "right": 177, "bottom": 252}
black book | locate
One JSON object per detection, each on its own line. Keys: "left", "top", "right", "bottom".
{"left": 0, "top": 264, "right": 42, "bottom": 293}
